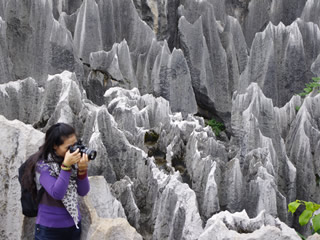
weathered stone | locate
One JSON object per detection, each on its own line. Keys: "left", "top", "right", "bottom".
{"left": 1, "top": 1, "right": 320, "bottom": 239}
{"left": 199, "top": 210, "right": 300, "bottom": 240}
{"left": 95, "top": 0, "right": 155, "bottom": 54}
{"left": 51, "top": 0, "right": 82, "bottom": 20}
{"left": 223, "top": 15, "right": 248, "bottom": 75}
{"left": 0, "top": 115, "right": 44, "bottom": 240}
{"left": 132, "top": 0, "right": 181, "bottom": 50}
{"left": 86, "top": 218, "right": 143, "bottom": 240}
{"left": 111, "top": 176, "right": 141, "bottom": 230}
{"left": 151, "top": 170, "right": 203, "bottom": 240}
{"left": 87, "top": 40, "right": 138, "bottom": 105}
{"left": 286, "top": 92, "right": 320, "bottom": 203}
{"left": 151, "top": 42, "right": 197, "bottom": 115}
{"left": 0, "top": 77, "right": 44, "bottom": 124}
{"left": 33, "top": 71, "right": 85, "bottom": 132}
{"left": 73, "top": 0, "right": 103, "bottom": 63}
{"left": 179, "top": 1, "right": 231, "bottom": 119}
{"left": 0, "top": 17, "right": 13, "bottom": 83}
{"left": 184, "top": 128, "right": 227, "bottom": 219}
{"left": 4, "top": 0, "right": 83, "bottom": 85}
{"left": 58, "top": 9, "right": 79, "bottom": 38}
{"left": 311, "top": 54, "right": 320, "bottom": 76}
{"left": 85, "top": 176, "right": 126, "bottom": 219}
{"left": 301, "top": 0, "right": 320, "bottom": 29}
{"left": 0, "top": 0, "right": 5, "bottom": 18}
{"left": 226, "top": 0, "right": 307, "bottom": 47}
{"left": 231, "top": 83, "right": 297, "bottom": 222}
{"left": 239, "top": 20, "right": 316, "bottom": 107}
{"left": 307, "top": 233, "right": 320, "bottom": 240}
{"left": 179, "top": 14, "right": 229, "bottom": 118}
{"left": 79, "top": 176, "right": 143, "bottom": 240}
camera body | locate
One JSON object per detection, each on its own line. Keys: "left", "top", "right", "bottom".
{"left": 69, "top": 140, "right": 97, "bottom": 160}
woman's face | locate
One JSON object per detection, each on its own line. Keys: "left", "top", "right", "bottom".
{"left": 54, "top": 134, "right": 77, "bottom": 157}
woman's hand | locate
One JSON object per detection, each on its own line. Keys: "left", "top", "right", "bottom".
{"left": 63, "top": 148, "right": 81, "bottom": 167}
{"left": 77, "top": 153, "right": 89, "bottom": 175}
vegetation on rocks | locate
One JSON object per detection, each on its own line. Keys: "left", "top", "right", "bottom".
{"left": 288, "top": 200, "right": 320, "bottom": 239}
{"left": 299, "top": 77, "right": 320, "bottom": 97}
{"left": 207, "top": 119, "right": 225, "bottom": 137}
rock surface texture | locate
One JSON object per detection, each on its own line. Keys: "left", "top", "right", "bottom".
{"left": 0, "top": 0, "right": 320, "bottom": 239}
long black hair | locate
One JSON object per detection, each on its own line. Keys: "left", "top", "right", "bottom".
{"left": 21, "top": 123, "right": 76, "bottom": 197}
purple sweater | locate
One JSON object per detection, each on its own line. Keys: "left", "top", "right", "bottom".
{"left": 36, "top": 160, "right": 90, "bottom": 228}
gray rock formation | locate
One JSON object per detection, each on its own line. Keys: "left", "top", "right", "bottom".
{"left": 199, "top": 210, "right": 300, "bottom": 240}
{"left": 239, "top": 19, "right": 320, "bottom": 107}
{"left": 184, "top": 127, "right": 227, "bottom": 219}
{"left": 179, "top": 0, "right": 231, "bottom": 118}
{"left": 151, "top": 172, "right": 203, "bottom": 240}
{"left": 286, "top": 92, "right": 320, "bottom": 202}
{"left": 0, "top": 17, "right": 13, "bottom": 83}
{"left": 231, "top": 83, "right": 299, "bottom": 222}
{"left": 4, "top": 0, "right": 83, "bottom": 85}
{"left": 0, "top": 78, "right": 44, "bottom": 123}
{"left": 85, "top": 176, "right": 126, "bottom": 219}
{"left": 311, "top": 55, "right": 320, "bottom": 76}
{"left": 301, "top": 0, "right": 320, "bottom": 29}
{"left": 51, "top": 0, "right": 82, "bottom": 20}
{"left": 307, "top": 234, "right": 320, "bottom": 240}
{"left": 79, "top": 176, "right": 140, "bottom": 240}
{"left": 150, "top": 44, "right": 197, "bottom": 115}
{"left": 111, "top": 176, "right": 141, "bottom": 230}
{"left": 0, "top": 115, "right": 44, "bottom": 240}
{"left": 85, "top": 218, "right": 143, "bottom": 240}
{"left": 73, "top": 0, "right": 103, "bottom": 63}
{"left": 1, "top": 0, "right": 320, "bottom": 239}
{"left": 132, "top": 0, "right": 181, "bottom": 49}
{"left": 87, "top": 41, "right": 138, "bottom": 105}
{"left": 0, "top": 79, "right": 310, "bottom": 239}
{"left": 224, "top": 0, "right": 307, "bottom": 47}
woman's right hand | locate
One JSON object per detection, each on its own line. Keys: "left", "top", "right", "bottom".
{"left": 62, "top": 148, "right": 81, "bottom": 167}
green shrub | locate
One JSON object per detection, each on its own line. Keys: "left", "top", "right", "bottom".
{"left": 299, "top": 77, "right": 320, "bottom": 97}
{"left": 288, "top": 200, "right": 320, "bottom": 238}
{"left": 207, "top": 119, "right": 225, "bottom": 137}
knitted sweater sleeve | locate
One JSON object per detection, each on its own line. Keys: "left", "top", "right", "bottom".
{"left": 39, "top": 167, "right": 72, "bottom": 200}
{"left": 77, "top": 174, "right": 90, "bottom": 196}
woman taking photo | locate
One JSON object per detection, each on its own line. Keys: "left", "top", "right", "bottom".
{"left": 22, "top": 123, "right": 90, "bottom": 240}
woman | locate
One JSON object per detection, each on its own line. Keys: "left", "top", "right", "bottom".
{"left": 22, "top": 123, "right": 90, "bottom": 240}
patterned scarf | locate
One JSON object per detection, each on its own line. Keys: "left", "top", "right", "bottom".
{"left": 45, "top": 153, "right": 79, "bottom": 229}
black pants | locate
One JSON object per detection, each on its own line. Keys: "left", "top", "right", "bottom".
{"left": 34, "top": 222, "right": 81, "bottom": 240}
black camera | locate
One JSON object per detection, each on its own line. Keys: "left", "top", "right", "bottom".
{"left": 69, "top": 140, "right": 97, "bottom": 160}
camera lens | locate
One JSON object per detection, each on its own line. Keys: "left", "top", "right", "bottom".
{"left": 68, "top": 145, "right": 76, "bottom": 153}
{"left": 87, "top": 150, "right": 97, "bottom": 160}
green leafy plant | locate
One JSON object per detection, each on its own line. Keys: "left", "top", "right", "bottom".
{"left": 207, "top": 119, "right": 225, "bottom": 137}
{"left": 299, "top": 77, "right": 320, "bottom": 97}
{"left": 295, "top": 106, "right": 300, "bottom": 112}
{"left": 288, "top": 200, "right": 320, "bottom": 234}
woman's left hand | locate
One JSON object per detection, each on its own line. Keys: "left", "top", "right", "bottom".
{"left": 77, "top": 153, "right": 89, "bottom": 174}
